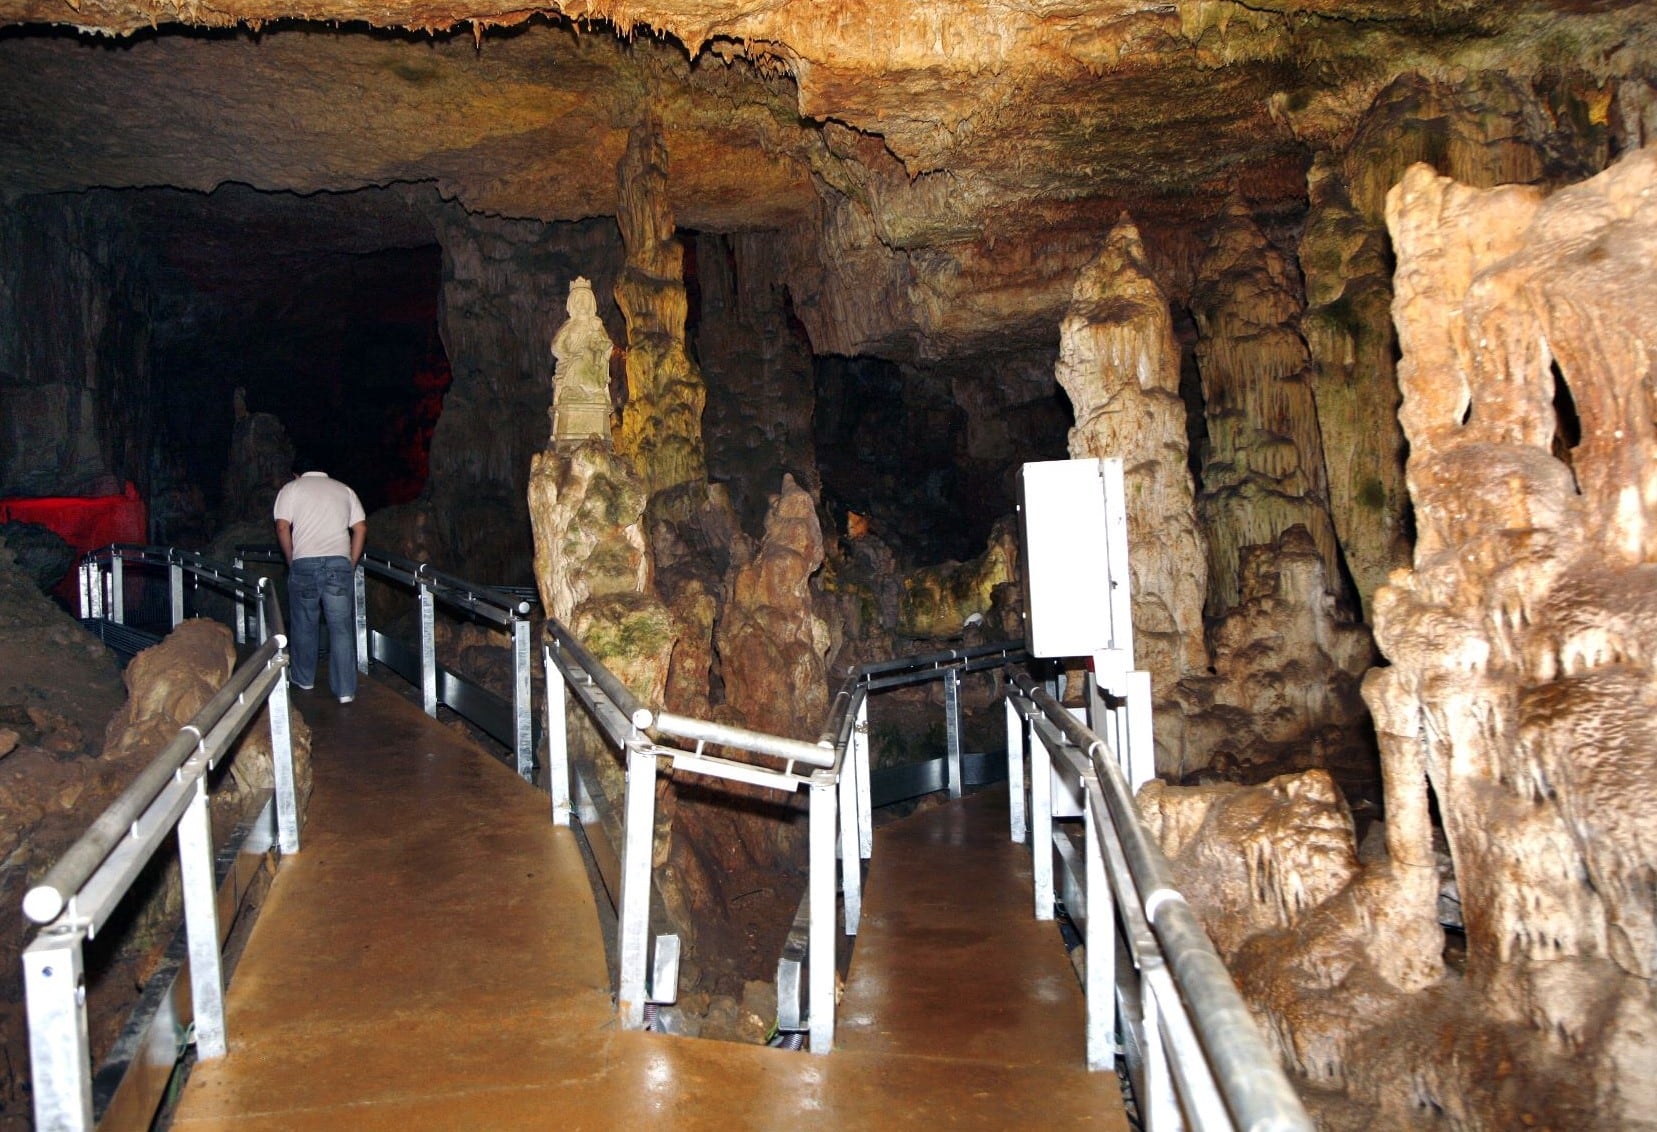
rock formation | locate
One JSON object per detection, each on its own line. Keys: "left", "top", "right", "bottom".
{"left": 696, "top": 232, "right": 818, "bottom": 538}
{"left": 614, "top": 121, "right": 707, "bottom": 509}
{"left": 1054, "top": 215, "right": 1209, "bottom": 752}
{"left": 1191, "top": 199, "right": 1342, "bottom": 620}
{"left": 1169, "top": 528, "right": 1377, "bottom": 794}
{"left": 425, "top": 203, "right": 625, "bottom": 583}
{"left": 1298, "top": 71, "right": 1615, "bottom": 620}
{"left": 220, "top": 397, "right": 295, "bottom": 528}
{"left": 1147, "top": 149, "right": 1657, "bottom": 1129}
{"left": 896, "top": 515, "right": 1019, "bottom": 641}
{"left": 716, "top": 475, "right": 831, "bottom": 741}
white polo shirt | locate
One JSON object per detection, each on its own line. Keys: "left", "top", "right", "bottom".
{"left": 273, "top": 473, "right": 366, "bottom": 560}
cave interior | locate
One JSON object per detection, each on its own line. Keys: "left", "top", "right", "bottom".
{"left": 3, "top": 2, "right": 1657, "bottom": 1128}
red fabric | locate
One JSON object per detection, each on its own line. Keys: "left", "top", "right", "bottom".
{"left": 0, "top": 482, "right": 147, "bottom": 599}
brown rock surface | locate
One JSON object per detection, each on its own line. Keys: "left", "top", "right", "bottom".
{"left": 715, "top": 474, "right": 830, "bottom": 740}
{"left": 0, "top": 549, "right": 312, "bottom": 1131}
{"left": 1170, "top": 527, "right": 1377, "bottom": 794}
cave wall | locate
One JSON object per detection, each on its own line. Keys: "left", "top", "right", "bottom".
{"left": 423, "top": 201, "right": 625, "bottom": 583}
{"left": 695, "top": 230, "right": 818, "bottom": 538}
{"left": 1300, "top": 71, "right": 1618, "bottom": 620}
{"left": 0, "top": 194, "right": 155, "bottom": 505}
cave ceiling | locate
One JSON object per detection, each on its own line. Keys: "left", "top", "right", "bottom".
{"left": 0, "top": 0, "right": 1650, "bottom": 360}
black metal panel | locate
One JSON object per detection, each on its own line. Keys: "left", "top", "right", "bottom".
{"left": 369, "top": 630, "right": 522, "bottom": 762}
{"left": 868, "top": 751, "right": 1006, "bottom": 809}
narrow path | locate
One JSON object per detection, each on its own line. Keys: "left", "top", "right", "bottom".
{"left": 837, "top": 789, "right": 1128, "bottom": 1123}
{"left": 171, "top": 680, "right": 1125, "bottom": 1129}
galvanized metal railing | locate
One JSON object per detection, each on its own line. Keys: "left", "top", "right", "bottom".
{"left": 545, "top": 610, "right": 1310, "bottom": 1128}
{"left": 23, "top": 568, "right": 300, "bottom": 1132}
{"left": 233, "top": 545, "right": 538, "bottom": 780}
{"left": 1010, "top": 672, "right": 1312, "bottom": 1132}
{"left": 543, "top": 618, "right": 863, "bottom": 1052}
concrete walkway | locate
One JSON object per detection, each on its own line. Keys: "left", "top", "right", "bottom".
{"left": 171, "top": 678, "right": 1126, "bottom": 1129}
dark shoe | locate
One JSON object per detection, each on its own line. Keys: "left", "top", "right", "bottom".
{"left": 293, "top": 682, "right": 314, "bottom": 691}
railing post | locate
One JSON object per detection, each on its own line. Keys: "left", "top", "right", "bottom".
{"left": 178, "top": 771, "right": 227, "bottom": 1059}
{"left": 544, "top": 646, "right": 571, "bottom": 826}
{"left": 268, "top": 664, "right": 301, "bottom": 854}
{"left": 853, "top": 696, "right": 873, "bottom": 859}
{"left": 77, "top": 559, "right": 94, "bottom": 620}
{"left": 1030, "top": 723, "right": 1055, "bottom": 921}
{"left": 944, "top": 667, "right": 963, "bottom": 799}
{"left": 168, "top": 555, "right": 185, "bottom": 629}
{"left": 1006, "top": 696, "right": 1027, "bottom": 843}
{"left": 23, "top": 926, "right": 93, "bottom": 1132}
{"left": 808, "top": 769, "right": 837, "bottom": 1053}
{"left": 418, "top": 573, "right": 437, "bottom": 718}
{"left": 232, "top": 554, "right": 249, "bottom": 645}
{"left": 109, "top": 553, "right": 123, "bottom": 624}
{"left": 616, "top": 738, "right": 657, "bottom": 1029}
{"left": 512, "top": 614, "right": 533, "bottom": 783}
{"left": 1142, "top": 983, "right": 1178, "bottom": 1131}
{"left": 1125, "top": 670, "right": 1155, "bottom": 793}
{"left": 354, "top": 563, "right": 369, "bottom": 675}
{"left": 1084, "top": 789, "right": 1116, "bottom": 1071}
{"left": 837, "top": 747, "right": 862, "bottom": 936}
{"left": 256, "top": 577, "right": 270, "bottom": 644}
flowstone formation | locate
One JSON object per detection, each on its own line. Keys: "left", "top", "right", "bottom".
{"left": 1191, "top": 199, "right": 1341, "bottom": 621}
{"left": 1298, "top": 71, "right": 1615, "bottom": 619}
{"left": 1170, "top": 528, "right": 1376, "bottom": 795}
{"left": 1147, "top": 149, "right": 1657, "bottom": 1130}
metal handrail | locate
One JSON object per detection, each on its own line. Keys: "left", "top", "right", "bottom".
{"left": 236, "top": 543, "right": 539, "bottom": 778}
{"left": 1012, "top": 671, "right": 1313, "bottom": 1132}
{"left": 23, "top": 577, "right": 301, "bottom": 1132}
{"left": 23, "top": 611, "right": 285, "bottom": 927}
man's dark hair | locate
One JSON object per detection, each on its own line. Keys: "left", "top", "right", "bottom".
{"left": 291, "top": 446, "right": 325, "bottom": 476}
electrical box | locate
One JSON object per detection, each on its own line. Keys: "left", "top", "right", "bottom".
{"left": 1018, "top": 458, "right": 1121, "bottom": 660}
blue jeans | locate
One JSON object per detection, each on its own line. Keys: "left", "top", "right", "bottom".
{"left": 288, "top": 556, "right": 357, "bottom": 699}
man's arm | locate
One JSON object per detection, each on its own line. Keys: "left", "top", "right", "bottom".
{"left": 275, "top": 519, "right": 294, "bottom": 564}
{"left": 348, "top": 521, "right": 366, "bottom": 568}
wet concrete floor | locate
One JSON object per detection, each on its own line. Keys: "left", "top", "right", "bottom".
{"left": 170, "top": 677, "right": 1127, "bottom": 1129}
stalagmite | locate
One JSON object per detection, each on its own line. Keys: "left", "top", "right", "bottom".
{"left": 1053, "top": 215, "right": 1208, "bottom": 773}
{"left": 614, "top": 120, "right": 708, "bottom": 508}
{"left": 1149, "top": 148, "right": 1657, "bottom": 1130}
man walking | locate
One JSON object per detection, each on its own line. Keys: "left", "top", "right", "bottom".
{"left": 274, "top": 456, "right": 367, "bottom": 703}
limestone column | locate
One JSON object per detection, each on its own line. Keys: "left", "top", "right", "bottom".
{"left": 1054, "top": 216, "right": 1209, "bottom": 776}
{"left": 1369, "top": 152, "right": 1657, "bottom": 1123}
{"left": 1299, "top": 158, "right": 1408, "bottom": 621}
{"left": 613, "top": 120, "right": 707, "bottom": 507}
